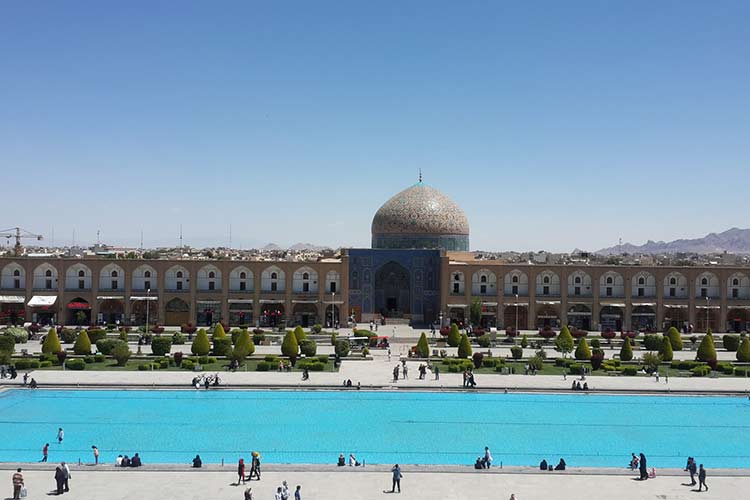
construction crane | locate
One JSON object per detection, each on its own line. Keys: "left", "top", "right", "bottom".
{"left": 0, "top": 227, "right": 43, "bottom": 256}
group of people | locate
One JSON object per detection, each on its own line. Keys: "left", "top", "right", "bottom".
{"left": 631, "top": 453, "right": 655, "bottom": 480}
{"left": 272, "top": 480, "right": 302, "bottom": 500}
{"left": 114, "top": 453, "right": 142, "bottom": 467}
{"left": 337, "top": 453, "right": 365, "bottom": 467}
{"left": 570, "top": 381, "right": 589, "bottom": 391}
{"left": 236, "top": 452, "right": 262, "bottom": 484}
{"left": 342, "top": 379, "right": 360, "bottom": 389}
{"left": 684, "top": 456, "right": 708, "bottom": 491}
{"left": 0, "top": 364, "right": 18, "bottom": 379}
{"left": 473, "top": 447, "right": 493, "bottom": 469}
{"left": 539, "top": 458, "right": 566, "bottom": 471}
{"left": 191, "top": 374, "right": 221, "bottom": 389}
{"left": 462, "top": 369, "right": 477, "bottom": 388}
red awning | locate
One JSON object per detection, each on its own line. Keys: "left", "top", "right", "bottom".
{"left": 67, "top": 301, "right": 91, "bottom": 310}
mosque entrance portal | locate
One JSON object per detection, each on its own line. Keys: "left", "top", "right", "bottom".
{"left": 375, "top": 261, "right": 410, "bottom": 318}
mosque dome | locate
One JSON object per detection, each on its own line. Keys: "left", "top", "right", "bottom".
{"left": 371, "top": 182, "right": 470, "bottom": 251}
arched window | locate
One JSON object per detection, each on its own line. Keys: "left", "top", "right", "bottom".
{"left": 177, "top": 271, "right": 183, "bottom": 278}
{"left": 271, "top": 272, "right": 277, "bottom": 280}
{"left": 303, "top": 272, "right": 309, "bottom": 280}
{"left": 702, "top": 277, "right": 708, "bottom": 286}
{"left": 46, "top": 270, "right": 52, "bottom": 277}
{"left": 240, "top": 272, "right": 246, "bottom": 279}
{"left": 606, "top": 277, "right": 613, "bottom": 284}
{"left": 454, "top": 274, "right": 461, "bottom": 281}
{"left": 209, "top": 271, "right": 215, "bottom": 279}
{"left": 670, "top": 278, "right": 676, "bottom": 285}
{"left": 543, "top": 276, "right": 550, "bottom": 284}
{"left": 78, "top": 270, "right": 85, "bottom": 277}
{"left": 145, "top": 271, "right": 151, "bottom": 278}
{"left": 512, "top": 276, "right": 518, "bottom": 283}
{"left": 638, "top": 277, "right": 645, "bottom": 285}
{"left": 111, "top": 270, "right": 118, "bottom": 277}
{"left": 574, "top": 276, "right": 581, "bottom": 284}
{"left": 733, "top": 278, "right": 739, "bottom": 286}
{"left": 13, "top": 269, "right": 20, "bottom": 277}
{"left": 480, "top": 275, "right": 487, "bottom": 283}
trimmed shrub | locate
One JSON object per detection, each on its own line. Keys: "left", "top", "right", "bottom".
{"left": 447, "top": 324, "right": 461, "bottom": 347}
{"left": 665, "top": 327, "right": 683, "bottom": 351}
{"left": 181, "top": 323, "right": 197, "bottom": 335}
{"left": 59, "top": 328, "right": 77, "bottom": 344}
{"left": 528, "top": 355, "right": 544, "bottom": 371}
{"left": 174, "top": 351, "right": 184, "bottom": 366}
{"left": 5, "top": 327, "right": 28, "bottom": 343}
{"left": 539, "top": 328, "right": 557, "bottom": 340}
{"left": 670, "top": 360, "right": 702, "bottom": 370}
{"left": 737, "top": 337, "right": 750, "bottom": 362}
{"left": 299, "top": 339, "right": 317, "bottom": 357}
{"left": 520, "top": 334, "right": 528, "bottom": 348}
{"left": 691, "top": 365, "right": 711, "bottom": 377}
{"left": 65, "top": 358, "right": 86, "bottom": 370}
{"left": 14, "top": 359, "right": 41, "bottom": 370}
{"left": 641, "top": 352, "right": 661, "bottom": 373}
{"left": 600, "top": 330, "right": 616, "bottom": 340}
{"left": 457, "top": 333, "right": 472, "bottom": 359}
{"left": 256, "top": 361, "right": 272, "bottom": 371}
{"left": 119, "top": 329, "right": 129, "bottom": 342}
{"left": 213, "top": 322, "right": 227, "bottom": 339}
{"left": 316, "top": 355, "right": 329, "bottom": 364}
{"left": 472, "top": 352, "right": 484, "bottom": 369}
{"left": 73, "top": 330, "right": 92, "bottom": 355}
{"left": 150, "top": 336, "right": 172, "bottom": 356}
{"left": 477, "top": 334, "right": 491, "bottom": 348}
{"left": 416, "top": 332, "right": 430, "bottom": 358}
{"left": 86, "top": 329, "right": 108, "bottom": 345}
{"left": 620, "top": 338, "right": 633, "bottom": 361}
{"left": 253, "top": 331, "right": 265, "bottom": 345}
{"left": 230, "top": 329, "right": 243, "bottom": 345}
{"left": 643, "top": 334, "right": 661, "bottom": 351}
{"left": 717, "top": 362, "right": 735, "bottom": 375}
{"left": 94, "top": 353, "right": 105, "bottom": 363}
{"left": 510, "top": 345, "right": 523, "bottom": 359}
{"left": 191, "top": 329, "right": 211, "bottom": 356}
{"left": 696, "top": 334, "right": 717, "bottom": 362}
{"left": 150, "top": 325, "right": 165, "bottom": 334}
{"left": 281, "top": 330, "right": 300, "bottom": 359}
{"left": 181, "top": 359, "right": 195, "bottom": 371}
{"left": 590, "top": 352, "right": 604, "bottom": 370}
{"left": 735, "top": 367, "right": 750, "bottom": 377}
{"left": 574, "top": 338, "right": 592, "bottom": 361}
{"left": 311, "top": 324, "right": 323, "bottom": 334}
{"left": 293, "top": 326, "right": 307, "bottom": 343}
{"left": 571, "top": 328, "right": 588, "bottom": 339}
{"left": 330, "top": 333, "right": 338, "bottom": 346}
{"left": 83, "top": 355, "right": 94, "bottom": 364}
{"left": 42, "top": 328, "right": 62, "bottom": 354}
{"left": 96, "top": 339, "right": 123, "bottom": 355}
{"left": 171, "top": 332, "right": 185, "bottom": 345}
{"left": 659, "top": 336, "right": 673, "bottom": 361}
{"left": 0, "top": 334, "right": 16, "bottom": 355}
{"left": 232, "top": 330, "right": 255, "bottom": 360}
{"left": 621, "top": 366, "right": 638, "bottom": 376}
{"left": 212, "top": 337, "right": 232, "bottom": 357}
{"left": 723, "top": 335, "right": 740, "bottom": 352}
{"left": 556, "top": 326, "right": 575, "bottom": 357}
{"left": 39, "top": 360, "right": 53, "bottom": 368}
{"left": 112, "top": 343, "right": 131, "bottom": 366}
{"left": 334, "top": 339, "right": 351, "bottom": 358}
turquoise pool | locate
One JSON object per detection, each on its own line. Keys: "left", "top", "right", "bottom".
{"left": 0, "top": 390, "right": 748, "bottom": 467}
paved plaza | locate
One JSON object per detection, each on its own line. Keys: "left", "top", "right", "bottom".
{"left": 1, "top": 467, "right": 744, "bottom": 500}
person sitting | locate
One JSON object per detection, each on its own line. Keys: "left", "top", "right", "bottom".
{"left": 131, "top": 453, "right": 142, "bottom": 467}
{"left": 349, "top": 454, "right": 361, "bottom": 467}
{"left": 337, "top": 454, "right": 346, "bottom": 466}
{"left": 576, "top": 381, "right": 582, "bottom": 390}
{"left": 539, "top": 459, "right": 548, "bottom": 471}
{"left": 122, "top": 455, "right": 131, "bottom": 467}
{"left": 583, "top": 382, "right": 589, "bottom": 391}
{"left": 630, "top": 453, "right": 639, "bottom": 470}
{"left": 555, "top": 458, "right": 566, "bottom": 471}
{"left": 192, "top": 455, "right": 202, "bottom": 468}
{"left": 474, "top": 457, "right": 484, "bottom": 469}
{"left": 115, "top": 455, "right": 123, "bottom": 467}
{"left": 571, "top": 381, "right": 577, "bottom": 390}
{"left": 302, "top": 368, "right": 309, "bottom": 381}
{"left": 29, "top": 378, "right": 38, "bottom": 389}
{"left": 346, "top": 379, "right": 353, "bottom": 387}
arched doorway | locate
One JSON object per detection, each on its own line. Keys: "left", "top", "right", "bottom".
{"left": 67, "top": 298, "right": 91, "bottom": 325}
{"left": 727, "top": 308, "right": 749, "bottom": 333}
{"left": 132, "top": 299, "right": 159, "bottom": 326}
{"left": 165, "top": 298, "right": 190, "bottom": 326}
{"left": 695, "top": 308, "right": 720, "bottom": 333}
{"left": 663, "top": 306, "right": 688, "bottom": 331}
{"left": 599, "top": 306, "right": 623, "bottom": 332}
{"left": 449, "top": 307, "right": 466, "bottom": 326}
{"left": 631, "top": 305, "right": 656, "bottom": 332}
{"left": 260, "top": 303, "right": 285, "bottom": 327}
{"left": 197, "top": 301, "right": 221, "bottom": 326}
{"left": 535, "top": 305, "right": 559, "bottom": 329}
{"left": 567, "top": 304, "right": 591, "bottom": 330}
{"left": 325, "top": 304, "right": 340, "bottom": 328}
{"left": 293, "top": 303, "right": 318, "bottom": 327}
{"left": 375, "top": 261, "right": 410, "bottom": 318}
{"left": 99, "top": 299, "right": 124, "bottom": 325}
{"left": 503, "top": 304, "right": 528, "bottom": 331}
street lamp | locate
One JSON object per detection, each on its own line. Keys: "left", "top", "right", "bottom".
{"left": 706, "top": 296, "right": 710, "bottom": 333}
{"left": 439, "top": 310, "right": 444, "bottom": 328}
{"left": 146, "top": 288, "right": 151, "bottom": 332}
{"left": 515, "top": 294, "right": 519, "bottom": 333}
{"left": 331, "top": 291, "right": 336, "bottom": 329}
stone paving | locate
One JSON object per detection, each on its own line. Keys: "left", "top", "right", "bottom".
{"left": 0, "top": 467, "right": 744, "bottom": 499}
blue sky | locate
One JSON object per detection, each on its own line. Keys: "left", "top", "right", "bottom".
{"left": 1, "top": 1, "right": 748, "bottom": 252}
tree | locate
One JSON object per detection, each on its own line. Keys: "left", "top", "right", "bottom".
{"left": 213, "top": 323, "right": 227, "bottom": 339}
{"left": 665, "top": 326, "right": 683, "bottom": 351}
{"left": 293, "top": 326, "right": 307, "bottom": 343}
{"left": 659, "top": 336, "right": 673, "bottom": 361}
{"left": 299, "top": 339, "right": 317, "bottom": 357}
{"left": 447, "top": 324, "right": 461, "bottom": 347}
{"left": 334, "top": 339, "right": 350, "bottom": 358}
{"left": 73, "top": 330, "right": 92, "bottom": 355}
{"left": 112, "top": 342, "right": 131, "bottom": 366}
{"left": 232, "top": 330, "right": 255, "bottom": 361}
{"left": 0, "top": 334, "right": 15, "bottom": 364}
{"left": 470, "top": 298, "right": 482, "bottom": 326}
{"left": 281, "top": 330, "right": 299, "bottom": 360}
{"left": 212, "top": 337, "right": 232, "bottom": 356}
{"left": 620, "top": 337, "right": 633, "bottom": 361}
{"left": 737, "top": 337, "right": 750, "bottom": 362}
{"left": 642, "top": 352, "right": 661, "bottom": 374}
{"left": 42, "top": 327, "right": 62, "bottom": 354}
{"left": 574, "top": 337, "right": 592, "bottom": 360}
{"left": 191, "top": 329, "right": 211, "bottom": 356}
{"left": 416, "top": 332, "right": 430, "bottom": 358}
{"left": 696, "top": 332, "right": 717, "bottom": 362}
{"left": 457, "top": 333, "right": 472, "bottom": 359}
{"left": 151, "top": 336, "right": 172, "bottom": 356}
{"left": 555, "top": 325, "right": 575, "bottom": 358}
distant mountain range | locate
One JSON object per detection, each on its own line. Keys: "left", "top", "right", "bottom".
{"left": 596, "top": 228, "right": 750, "bottom": 255}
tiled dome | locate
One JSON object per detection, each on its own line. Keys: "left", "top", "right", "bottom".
{"left": 371, "top": 183, "right": 470, "bottom": 251}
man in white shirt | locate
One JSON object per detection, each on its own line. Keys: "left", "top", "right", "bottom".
{"left": 115, "top": 455, "right": 123, "bottom": 467}
{"left": 274, "top": 486, "right": 283, "bottom": 500}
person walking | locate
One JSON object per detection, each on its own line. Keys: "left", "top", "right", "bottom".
{"left": 392, "top": 365, "right": 399, "bottom": 382}
{"left": 482, "top": 447, "right": 493, "bottom": 468}
{"left": 237, "top": 458, "right": 245, "bottom": 485}
{"left": 12, "top": 468, "right": 23, "bottom": 500}
{"left": 41, "top": 443, "right": 49, "bottom": 462}
{"left": 402, "top": 364, "right": 408, "bottom": 379}
{"left": 274, "top": 486, "right": 283, "bottom": 500}
{"left": 281, "top": 480, "right": 290, "bottom": 500}
{"left": 92, "top": 445, "right": 99, "bottom": 465}
{"left": 294, "top": 485, "right": 302, "bottom": 500}
{"left": 62, "top": 461, "right": 71, "bottom": 492}
{"left": 698, "top": 464, "right": 708, "bottom": 491}
{"left": 390, "top": 464, "right": 402, "bottom": 493}
{"left": 687, "top": 457, "right": 697, "bottom": 486}
{"left": 434, "top": 365, "right": 439, "bottom": 380}
{"left": 57, "top": 428, "right": 64, "bottom": 444}
{"left": 243, "top": 486, "right": 253, "bottom": 500}
{"left": 54, "top": 464, "right": 65, "bottom": 495}
{"left": 638, "top": 453, "right": 648, "bottom": 480}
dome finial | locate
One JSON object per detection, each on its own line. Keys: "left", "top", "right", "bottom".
{"left": 418, "top": 168, "right": 422, "bottom": 183}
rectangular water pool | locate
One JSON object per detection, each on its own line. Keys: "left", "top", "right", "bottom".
{"left": 0, "top": 390, "right": 747, "bottom": 468}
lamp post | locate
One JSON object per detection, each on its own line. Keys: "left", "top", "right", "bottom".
{"left": 706, "top": 296, "right": 710, "bottom": 333}
{"left": 331, "top": 291, "right": 336, "bottom": 329}
{"left": 515, "top": 294, "right": 519, "bottom": 333}
{"left": 146, "top": 288, "right": 151, "bottom": 332}
{"left": 439, "top": 310, "right": 444, "bottom": 329}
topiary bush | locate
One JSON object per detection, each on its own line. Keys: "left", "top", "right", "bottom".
{"left": 737, "top": 337, "right": 750, "bottom": 362}
{"left": 643, "top": 334, "right": 661, "bottom": 351}
{"left": 621, "top": 366, "right": 638, "bottom": 376}
{"left": 86, "top": 329, "right": 108, "bottom": 345}
{"left": 73, "top": 330, "right": 92, "bottom": 355}
{"left": 299, "top": 338, "right": 317, "bottom": 357}
{"left": 723, "top": 335, "right": 740, "bottom": 352}
{"left": 510, "top": 345, "right": 523, "bottom": 359}
{"left": 212, "top": 337, "right": 232, "bottom": 357}
{"left": 590, "top": 352, "right": 604, "bottom": 370}
{"left": 696, "top": 333, "right": 717, "bottom": 362}
{"left": 59, "top": 328, "right": 77, "bottom": 344}
{"left": 112, "top": 342, "right": 131, "bottom": 366}
{"left": 181, "top": 359, "right": 195, "bottom": 371}
{"left": 717, "top": 362, "right": 734, "bottom": 375}
{"left": 574, "top": 338, "right": 592, "bottom": 360}
{"left": 311, "top": 324, "right": 322, "bottom": 334}
{"left": 528, "top": 355, "right": 544, "bottom": 371}
{"left": 191, "top": 329, "right": 211, "bottom": 356}
{"left": 96, "top": 339, "right": 125, "bottom": 355}
{"left": 659, "top": 336, "right": 673, "bottom": 361}
{"left": 520, "top": 334, "right": 528, "bottom": 348}
{"left": 213, "top": 322, "right": 226, "bottom": 339}
{"left": 416, "top": 332, "right": 430, "bottom": 358}
{"left": 256, "top": 361, "right": 272, "bottom": 371}
{"left": 232, "top": 330, "right": 255, "bottom": 361}
{"left": 477, "top": 334, "right": 491, "bottom": 348}
{"left": 65, "top": 358, "right": 86, "bottom": 370}
{"left": 665, "top": 326, "right": 683, "bottom": 351}
{"left": 691, "top": 365, "right": 711, "bottom": 377}
{"left": 13, "top": 359, "right": 40, "bottom": 370}
{"left": 620, "top": 337, "right": 633, "bottom": 361}
{"left": 457, "top": 333, "right": 472, "bottom": 359}
{"left": 42, "top": 328, "right": 62, "bottom": 354}
{"left": 472, "top": 352, "right": 484, "bottom": 369}
{"left": 556, "top": 326, "right": 575, "bottom": 357}
{"left": 447, "top": 324, "right": 461, "bottom": 347}
{"left": 253, "top": 330, "right": 265, "bottom": 345}
{"left": 171, "top": 332, "right": 185, "bottom": 345}
{"left": 334, "top": 339, "right": 350, "bottom": 358}
{"left": 174, "top": 351, "right": 184, "bottom": 366}
{"left": 119, "top": 329, "right": 129, "bottom": 342}
{"left": 151, "top": 336, "right": 173, "bottom": 356}
{"left": 282, "top": 330, "right": 300, "bottom": 360}
{"left": 293, "top": 326, "right": 307, "bottom": 343}
{"left": 4, "top": 327, "right": 28, "bottom": 343}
